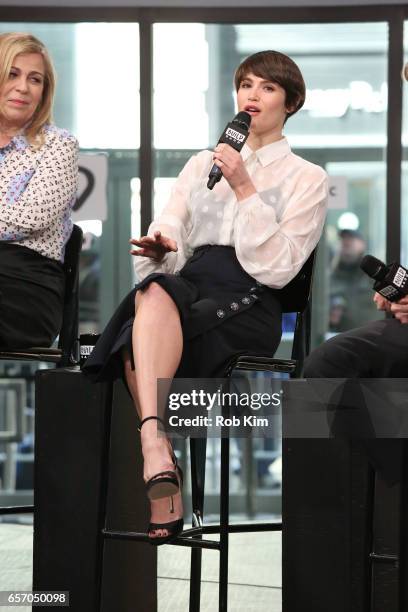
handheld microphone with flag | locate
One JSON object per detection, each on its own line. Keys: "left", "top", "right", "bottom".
{"left": 360, "top": 255, "right": 408, "bottom": 302}
{"left": 207, "top": 111, "right": 251, "bottom": 190}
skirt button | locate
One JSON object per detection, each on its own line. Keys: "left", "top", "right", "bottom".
{"left": 217, "top": 309, "right": 225, "bottom": 318}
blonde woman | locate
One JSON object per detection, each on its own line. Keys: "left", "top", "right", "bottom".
{"left": 0, "top": 32, "right": 78, "bottom": 348}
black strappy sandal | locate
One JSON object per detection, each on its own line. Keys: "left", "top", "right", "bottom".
{"left": 147, "top": 469, "right": 184, "bottom": 546}
{"left": 140, "top": 416, "right": 184, "bottom": 545}
{"left": 139, "top": 415, "right": 180, "bottom": 501}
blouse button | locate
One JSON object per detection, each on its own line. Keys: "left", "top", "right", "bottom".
{"left": 249, "top": 287, "right": 258, "bottom": 294}
{"left": 217, "top": 309, "right": 225, "bottom": 318}
{"left": 230, "top": 302, "right": 239, "bottom": 311}
{"left": 241, "top": 297, "right": 251, "bottom": 305}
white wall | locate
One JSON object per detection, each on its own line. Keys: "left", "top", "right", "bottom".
{"left": 0, "top": 0, "right": 407, "bottom": 7}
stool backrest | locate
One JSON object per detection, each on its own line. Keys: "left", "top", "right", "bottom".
{"left": 58, "top": 224, "right": 83, "bottom": 365}
{"left": 274, "top": 249, "right": 316, "bottom": 315}
{"left": 279, "top": 249, "right": 316, "bottom": 364}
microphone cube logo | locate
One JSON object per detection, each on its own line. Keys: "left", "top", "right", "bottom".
{"left": 225, "top": 127, "right": 246, "bottom": 144}
{"left": 393, "top": 266, "right": 408, "bottom": 288}
{"left": 379, "top": 285, "right": 399, "bottom": 298}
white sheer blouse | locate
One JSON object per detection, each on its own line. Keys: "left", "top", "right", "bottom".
{"left": 134, "top": 137, "right": 328, "bottom": 289}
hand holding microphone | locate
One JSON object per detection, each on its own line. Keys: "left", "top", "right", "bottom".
{"left": 207, "top": 111, "right": 251, "bottom": 190}
{"left": 360, "top": 255, "right": 408, "bottom": 302}
{"left": 361, "top": 255, "right": 408, "bottom": 323}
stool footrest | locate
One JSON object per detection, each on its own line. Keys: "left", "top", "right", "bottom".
{"left": 225, "top": 355, "right": 297, "bottom": 375}
{"left": 0, "top": 505, "right": 34, "bottom": 515}
{"left": 184, "top": 521, "right": 282, "bottom": 535}
{"left": 0, "top": 348, "right": 62, "bottom": 362}
{"left": 103, "top": 529, "right": 150, "bottom": 543}
{"left": 102, "top": 528, "right": 220, "bottom": 549}
{"left": 369, "top": 552, "right": 399, "bottom": 564}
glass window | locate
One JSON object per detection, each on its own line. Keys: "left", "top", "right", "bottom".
{"left": 154, "top": 23, "right": 209, "bottom": 150}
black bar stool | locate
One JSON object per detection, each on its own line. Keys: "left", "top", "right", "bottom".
{"left": 182, "top": 249, "right": 316, "bottom": 612}
{"left": 0, "top": 224, "right": 83, "bottom": 515}
{"left": 101, "top": 249, "right": 317, "bottom": 611}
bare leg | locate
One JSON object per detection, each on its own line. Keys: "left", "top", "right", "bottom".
{"left": 123, "top": 282, "right": 184, "bottom": 540}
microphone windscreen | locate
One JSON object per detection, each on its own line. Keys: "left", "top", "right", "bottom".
{"left": 360, "top": 254, "right": 387, "bottom": 280}
{"left": 232, "top": 111, "right": 251, "bottom": 130}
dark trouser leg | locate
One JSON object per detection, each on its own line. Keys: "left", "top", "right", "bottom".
{"left": 304, "top": 319, "right": 408, "bottom": 378}
{"left": 304, "top": 319, "right": 408, "bottom": 484}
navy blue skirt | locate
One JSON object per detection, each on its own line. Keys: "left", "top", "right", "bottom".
{"left": 0, "top": 242, "right": 64, "bottom": 349}
{"left": 82, "top": 246, "right": 282, "bottom": 381}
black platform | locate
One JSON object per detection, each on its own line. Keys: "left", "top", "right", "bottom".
{"left": 33, "top": 368, "right": 408, "bottom": 612}
{"left": 33, "top": 368, "right": 156, "bottom": 612}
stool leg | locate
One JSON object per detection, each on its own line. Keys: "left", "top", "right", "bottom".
{"left": 219, "top": 435, "right": 230, "bottom": 612}
{"left": 189, "top": 437, "right": 207, "bottom": 612}
{"left": 400, "top": 442, "right": 408, "bottom": 611}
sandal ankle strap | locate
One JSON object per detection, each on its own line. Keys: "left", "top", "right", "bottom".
{"left": 138, "top": 415, "right": 165, "bottom": 432}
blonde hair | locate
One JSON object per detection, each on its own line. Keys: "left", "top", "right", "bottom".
{"left": 0, "top": 32, "right": 56, "bottom": 147}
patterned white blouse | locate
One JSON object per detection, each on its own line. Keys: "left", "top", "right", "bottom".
{"left": 0, "top": 124, "right": 78, "bottom": 263}
{"left": 134, "top": 137, "right": 328, "bottom": 289}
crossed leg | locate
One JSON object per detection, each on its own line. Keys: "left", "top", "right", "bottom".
{"left": 123, "top": 282, "right": 184, "bottom": 542}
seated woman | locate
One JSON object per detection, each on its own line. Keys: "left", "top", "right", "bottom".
{"left": 0, "top": 32, "right": 78, "bottom": 349}
{"left": 84, "top": 50, "right": 328, "bottom": 545}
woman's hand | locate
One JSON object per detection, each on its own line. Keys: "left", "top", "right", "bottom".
{"left": 212, "top": 143, "right": 256, "bottom": 201}
{"left": 390, "top": 295, "right": 408, "bottom": 324}
{"left": 130, "top": 231, "right": 178, "bottom": 262}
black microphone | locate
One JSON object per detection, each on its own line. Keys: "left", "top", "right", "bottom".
{"left": 207, "top": 111, "right": 251, "bottom": 190}
{"left": 360, "top": 254, "right": 408, "bottom": 302}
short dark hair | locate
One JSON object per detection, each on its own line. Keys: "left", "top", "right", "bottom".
{"left": 234, "top": 50, "right": 306, "bottom": 123}
{"left": 338, "top": 229, "right": 364, "bottom": 241}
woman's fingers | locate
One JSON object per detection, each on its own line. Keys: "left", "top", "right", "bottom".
{"left": 130, "top": 234, "right": 178, "bottom": 254}
{"left": 162, "top": 237, "right": 178, "bottom": 252}
{"left": 130, "top": 236, "right": 155, "bottom": 247}
{"left": 130, "top": 251, "right": 151, "bottom": 258}
{"left": 154, "top": 231, "right": 177, "bottom": 251}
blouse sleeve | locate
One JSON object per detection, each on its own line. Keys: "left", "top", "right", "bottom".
{"left": 0, "top": 132, "right": 78, "bottom": 239}
{"left": 234, "top": 165, "right": 328, "bottom": 288}
{"left": 133, "top": 154, "right": 197, "bottom": 281}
